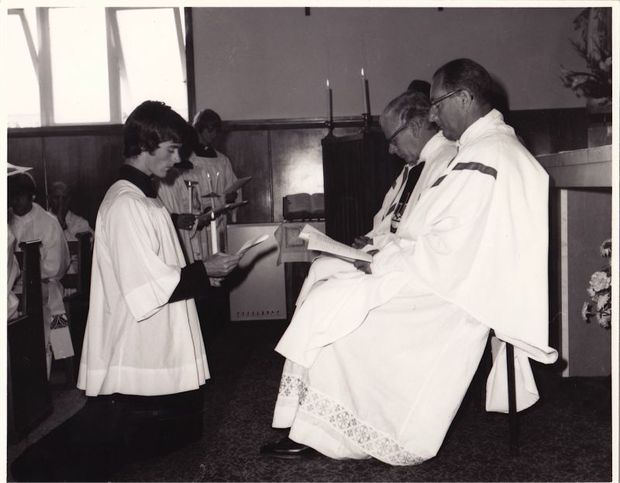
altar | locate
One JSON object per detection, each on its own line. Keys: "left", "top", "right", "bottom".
{"left": 537, "top": 144, "right": 612, "bottom": 377}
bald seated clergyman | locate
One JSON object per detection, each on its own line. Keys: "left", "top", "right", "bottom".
{"left": 353, "top": 89, "right": 457, "bottom": 252}
{"left": 259, "top": 59, "right": 557, "bottom": 465}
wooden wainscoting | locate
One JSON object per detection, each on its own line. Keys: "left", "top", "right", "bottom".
{"left": 7, "top": 108, "right": 588, "bottom": 229}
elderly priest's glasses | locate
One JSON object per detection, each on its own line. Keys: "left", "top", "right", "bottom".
{"left": 386, "top": 123, "right": 409, "bottom": 146}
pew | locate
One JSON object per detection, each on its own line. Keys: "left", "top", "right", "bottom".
{"left": 7, "top": 240, "right": 53, "bottom": 443}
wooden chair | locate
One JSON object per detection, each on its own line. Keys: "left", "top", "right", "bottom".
{"left": 61, "top": 231, "right": 93, "bottom": 297}
{"left": 7, "top": 240, "right": 53, "bottom": 442}
{"left": 472, "top": 333, "right": 519, "bottom": 455}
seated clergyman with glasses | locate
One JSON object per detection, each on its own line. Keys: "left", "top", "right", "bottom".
{"left": 353, "top": 89, "right": 457, "bottom": 252}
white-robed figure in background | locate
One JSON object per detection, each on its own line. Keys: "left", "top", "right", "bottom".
{"left": 261, "top": 59, "right": 558, "bottom": 465}
{"left": 158, "top": 109, "right": 241, "bottom": 262}
{"left": 7, "top": 226, "right": 21, "bottom": 321}
{"left": 8, "top": 172, "right": 72, "bottom": 377}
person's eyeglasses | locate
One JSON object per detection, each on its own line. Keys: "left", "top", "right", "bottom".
{"left": 386, "top": 123, "right": 409, "bottom": 145}
{"left": 430, "top": 89, "right": 461, "bottom": 109}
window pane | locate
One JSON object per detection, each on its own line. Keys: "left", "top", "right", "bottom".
{"left": 116, "top": 8, "right": 188, "bottom": 121}
{"left": 49, "top": 7, "right": 110, "bottom": 123}
{"left": 6, "top": 13, "right": 41, "bottom": 127}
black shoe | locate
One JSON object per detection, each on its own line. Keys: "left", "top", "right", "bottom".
{"left": 260, "top": 436, "right": 318, "bottom": 459}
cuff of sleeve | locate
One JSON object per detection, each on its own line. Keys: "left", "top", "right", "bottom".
{"left": 168, "top": 261, "right": 212, "bottom": 303}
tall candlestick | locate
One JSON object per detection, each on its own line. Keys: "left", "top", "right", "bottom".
{"left": 361, "top": 68, "right": 370, "bottom": 115}
{"left": 210, "top": 212, "right": 219, "bottom": 254}
{"left": 326, "top": 79, "right": 333, "bottom": 123}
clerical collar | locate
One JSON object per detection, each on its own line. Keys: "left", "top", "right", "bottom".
{"left": 119, "top": 164, "right": 158, "bottom": 198}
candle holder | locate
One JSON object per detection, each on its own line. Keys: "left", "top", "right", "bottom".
{"left": 362, "top": 112, "right": 372, "bottom": 130}
{"left": 324, "top": 118, "right": 335, "bottom": 136}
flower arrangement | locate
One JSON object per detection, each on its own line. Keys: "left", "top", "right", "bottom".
{"left": 559, "top": 8, "right": 612, "bottom": 106}
{"left": 581, "top": 239, "right": 612, "bottom": 329}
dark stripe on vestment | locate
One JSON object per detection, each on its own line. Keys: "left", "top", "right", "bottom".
{"left": 453, "top": 162, "right": 497, "bottom": 179}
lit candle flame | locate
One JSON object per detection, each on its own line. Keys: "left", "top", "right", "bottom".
{"left": 361, "top": 68, "right": 365, "bottom": 77}
{"left": 326, "top": 79, "right": 330, "bottom": 88}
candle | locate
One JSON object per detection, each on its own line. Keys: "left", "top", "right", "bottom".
{"left": 361, "top": 68, "right": 370, "bottom": 115}
{"left": 210, "top": 212, "right": 219, "bottom": 254}
{"left": 326, "top": 79, "right": 333, "bottom": 123}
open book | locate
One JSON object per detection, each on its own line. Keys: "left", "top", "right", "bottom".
{"left": 298, "top": 224, "right": 372, "bottom": 262}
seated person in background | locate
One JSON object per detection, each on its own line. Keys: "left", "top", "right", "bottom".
{"left": 407, "top": 78, "right": 431, "bottom": 97}
{"left": 158, "top": 109, "right": 241, "bottom": 262}
{"left": 48, "top": 181, "right": 94, "bottom": 292}
{"left": 353, "top": 89, "right": 457, "bottom": 251}
{"left": 48, "top": 181, "right": 94, "bottom": 241}
{"left": 8, "top": 172, "right": 72, "bottom": 377}
{"left": 260, "top": 59, "right": 557, "bottom": 465}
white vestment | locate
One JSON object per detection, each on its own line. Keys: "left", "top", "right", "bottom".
{"left": 9, "top": 203, "right": 71, "bottom": 369}
{"left": 7, "top": 227, "right": 21, "bottom": 321}
{"left": 367, "top": 131, "right": 457, "bottom": 249}
{"left": 77, "top": 180, "right": 209, "bottom": 397}
{"left": 158, "top": 150, "right": 240, "bottom": 262}
{"left": 272, "top": 110, "right": 557, "bottom": 465}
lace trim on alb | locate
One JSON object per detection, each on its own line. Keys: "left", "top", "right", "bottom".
{"left": 278, "top": 373, "right": 425, "bottom": 466}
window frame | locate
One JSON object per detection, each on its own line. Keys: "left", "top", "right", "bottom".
{"left": 7, "top": 6, "right": 195, "bottom": 128}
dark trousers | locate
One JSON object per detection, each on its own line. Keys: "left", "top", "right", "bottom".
{"left": 11, "top": 389, "right": 205, "bottom": 482}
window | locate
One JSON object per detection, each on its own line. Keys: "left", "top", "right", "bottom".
{"left": 7, "top": 7, "right": 188, "bottom": 127}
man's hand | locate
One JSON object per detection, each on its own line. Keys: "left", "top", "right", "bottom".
{"left": 203, "top": 252, "right": 242, "bottom": 278}
{"left": 353, "top": 249, "right": 378, "bottom": 274}
{"left": 175, "top": 213, "right": 196, "bottom": 231}
{"left": 352, "top": 235, "right": 372, "bottom": 249}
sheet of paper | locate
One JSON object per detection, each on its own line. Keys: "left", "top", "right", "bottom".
{"left": 236, "top": 233, "right": 269, "bottom": 257}
{"left": 298, "top": 224, "right": 372, "bottom": 262}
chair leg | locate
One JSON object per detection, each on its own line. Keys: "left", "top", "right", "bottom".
{"left": 506, "top": 343, "right": 519, "bottom": 455}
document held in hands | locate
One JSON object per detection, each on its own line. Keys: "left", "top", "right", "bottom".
{"left": 235, "top": 233, "right": 270, "bottom": 258}
{"left": 298, "top": 224, "right": 373, "bottom": 262}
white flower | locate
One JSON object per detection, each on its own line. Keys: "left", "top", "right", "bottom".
{"left": 587, "top": 286, "right": 596, "bottom": 298}
{"left": 596, "top": 292, "right": 610, "bottom": 311}
{"left": 589, "top": 271, "right": 611, "bottom": 292}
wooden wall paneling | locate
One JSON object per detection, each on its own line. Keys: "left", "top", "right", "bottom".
{"left": 221, "top": 129, "right": 271, "bottom": 223}
{"left": 7, "top": 137, "right": 46, "bottom": 207}
{"left": 42, "top": 134, "right": 123, "bottom": 228}
{"left": 270, "top": 128, "right": 327, "bottom": 222}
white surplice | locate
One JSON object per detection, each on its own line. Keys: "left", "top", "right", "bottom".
{"left": 77, "top": 180, "right": 209, "bottom": 397}
{"left": 9, "top": 202, "right": 71, "bottom": 370}
{"left": 272, "top": 109, "right": 557, "bottom": 465}
{"left": 158, "top": 150, "right": 240, "bottom": 262}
